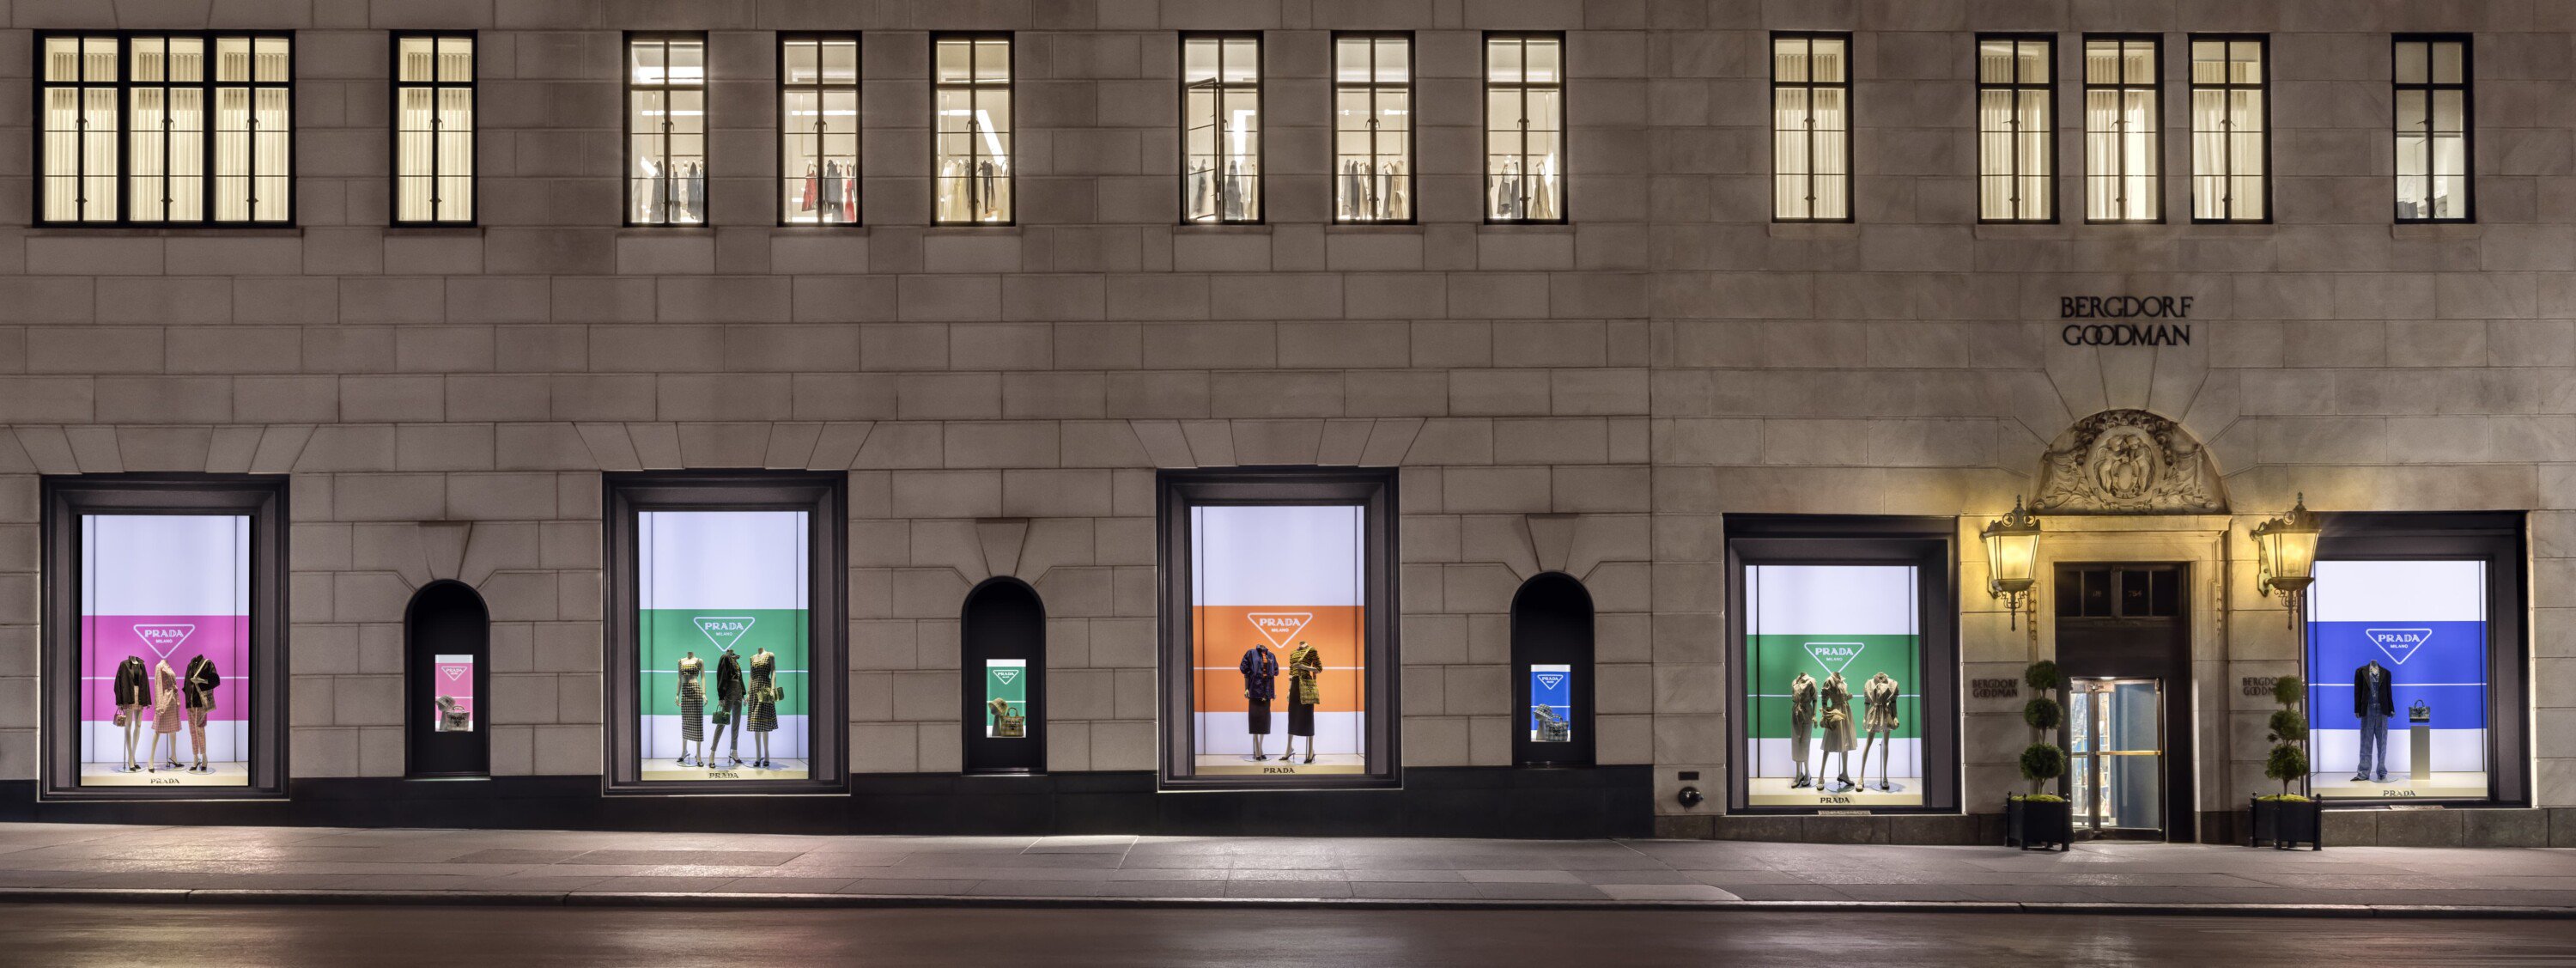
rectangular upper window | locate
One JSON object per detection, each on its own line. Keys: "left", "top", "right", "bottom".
{"left": 393, "top": 33, "right": 475, "bottom": 225}
{"left": 38, "top": 33, "right": 295, "bottom": 225}
{"left": 1771, "top": 33, "right": 1850, "bottom": 222}
{"left": 1183, "top": 33, "right": 1262, "bottom": 223}
{"left": 1334, "top": 33, "right": 1413, "bottom": 223}
{"left": 2189, "top": 35, "right": 2269, "bottom": 222}
{"left": 781, "top": 33, "right": 860, "bottom": 226}
{"left": 2395, "top": 35, "right": 2471, "bottom": 222}
{"left": 2084, "top": 35, "right": 2160, "bottom": 222}
{"left": 627, "top": 33, "right": 707, "bottom": 226}
{"left": 1485, "top": 33, "right": 1564, "bottom": 222}
{"left": 1978, "top": 35, "right": 2055, "bottom": 223}
{"left": 934, "top": 33, "right": 1013, "bottom": 224}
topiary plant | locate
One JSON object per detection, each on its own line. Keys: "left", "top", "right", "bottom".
{"left": 2017, "top": 661, "right": 2065, "bottom": 799}
{"left": 2263, "top": 673, "right": 2309, "bottom": 798}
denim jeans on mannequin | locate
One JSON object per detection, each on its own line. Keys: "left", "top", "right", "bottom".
{"left": 2357, "top": 707, "right": 2390, "bottom": 782}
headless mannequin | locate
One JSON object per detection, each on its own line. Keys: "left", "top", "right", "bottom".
{"left": 117, "top": 654, "right": 149, "bottom": 772}
{"left": 708, "top": 648, "right": 744, "bottom": 768}
{"left": 148, "top": 661, "right": 183, "bottom": 772}
{"left": 677, "top": 650, "right": 702, "bottom": 767}
{"left": 1788, "top": 673, "right": 1818, "bottom": 788}
{"left": 1240, "top": 644, "right": 1277, "bottom": 761}
{"left": 1860, "top": 672, "right": 1900, "bottom": 791}
{"left": 1819, "top": 672, "right": 1855, "bottom": 793}
{"left": 751, "top": 648, "right": 775, "bottom": 769}
{"left": 1287, "top": 642, "right": 1321, "bottom": 764}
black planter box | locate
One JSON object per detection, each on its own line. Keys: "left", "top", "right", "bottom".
{"left": 2004, "top": 795, "right": 2072, "bottom": 851}
{"left": 2248, "top": 795, "right": 2323, "bottom": 850}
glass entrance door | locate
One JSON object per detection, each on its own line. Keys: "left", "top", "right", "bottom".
{"left": 2068, "top": 678, "right": 2164, "bottom": 837}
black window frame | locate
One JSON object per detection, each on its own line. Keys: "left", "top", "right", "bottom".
{"left": 1769, "top": 31, "right": 1854, "bottom": 224}
{"left": 1180, "top": 31, "right": 1266, "bottom": 225}
{"left": 2301, "top": 512, "right": 2528, "bottom": 808}
{"left": 777, "top": 30, "right": 863, "bottom": 228}
{"left": 1482, "top": 31, "right": 1570, "bottom": 225}
{"left": 1155, "top": 467, "right": 1402, "bottom": 792}
{"left": 39, "top": 474, "right": 291, "bottom": 801}
{"left": 2186, "top": 33, "right": 2272, "bottom": 224}
{"left": 931, "top": 31, "right": 1017, "bottom": 227}
{"left": 1976, "top": 33, "right": 2058, "bottom": 225}
{"left": 623, "top": 31, "right": 709, "bottom": 228}
{"left": 388, "top": 30, "right": 477, "bottom": 227}
{"left": 2082, "top": 33, "right": 2164, "bottom": 225}
{"left": 1722, "top": 514, "right": 1961, "bottom": 816}
{"left": 2392, "top": 33, "right": 2475, "bottom": 224}
{"left": 1331, "top": 31, "right": 1416, "bottom": 225}
{"left": 33, "top": 30, "right": 298, "bottom": 228}
{"left": 601, "top": 471, "right": 850, "bottom": 795}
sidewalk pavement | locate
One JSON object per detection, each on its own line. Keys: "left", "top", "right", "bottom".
{"left": 0, "top": 822, "right": 2571, "bottom": 916}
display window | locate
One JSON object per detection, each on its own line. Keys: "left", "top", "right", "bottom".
{"left": 2301, "top": 513, "right": 2526, "bottom": 803}
{"left": 780, "top": 33, "right": 860, "bottom": 225}
{"left": 1158, "top": 469, "right": 1398, "bottom": 790}
{"left": 933, "top": 33, "right": 1013, "bottom": 224}
{"left": 392, "top": 32, "right": 475, "bottom": 225}
{"left": 1726, "top": 516, "right": 1958, "bottom": 814}
{"left": 626, "top": 33, "right": 707, "bottom": 227}
{"left": 36, "top": 32, "right": 295, "bottom": 225}
{"left": 43, "top": 477, "right": 287, "bottom": 800}
{"left": 605, "top": 473, "right": 845, "bottom": 794}
{"left": 1483, "top": 33, "right": 1564, "bottom": 222}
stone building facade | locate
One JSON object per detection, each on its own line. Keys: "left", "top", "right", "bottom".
{"left": 0, "top": 0, "right": 2569, "bottom": 845}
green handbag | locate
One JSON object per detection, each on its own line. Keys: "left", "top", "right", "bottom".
{"left": 711, "top": 709, "right": 732, "bottom": 726}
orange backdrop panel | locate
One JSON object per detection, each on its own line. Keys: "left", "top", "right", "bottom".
{"left": 1190, "top": 606, "right": 1367, "bottom": 713}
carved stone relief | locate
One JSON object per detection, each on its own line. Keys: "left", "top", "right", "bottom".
{"left": 2031, "top": 410, "right": 2227, "bottom": 514}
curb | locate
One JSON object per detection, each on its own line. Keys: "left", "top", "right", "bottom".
{"left": 0, "top": 887, "right": 2565, "bottom": 918}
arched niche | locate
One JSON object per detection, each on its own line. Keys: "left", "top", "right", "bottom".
{"left": 1511, "top": 571, "right": 1595, "bottom": 767}
{"left": 961, "top": 576, "right": 1047, "bottom": 775}
{"left": 406, "top": 580, "right": 491, "bottom": 778}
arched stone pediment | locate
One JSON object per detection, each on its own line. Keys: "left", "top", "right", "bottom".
{"left": 2031, "top": 409, "right": 2227, "bottom": 514}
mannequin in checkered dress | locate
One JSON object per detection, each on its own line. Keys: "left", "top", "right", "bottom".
{"left": 746, "top": 648, "right": 779, "bottom": 768}
{"left": 675, "top": 654, "right": 705, "bottom": 766}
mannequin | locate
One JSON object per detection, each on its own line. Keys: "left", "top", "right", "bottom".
{"left": 182, "top": 654, "right": 220, "bottom": 773}
{"left": 1860, "top": 672, "right": 1900, "bottom": 791}
{"left": 1286, "top": 640, "right": 1323, "bottom": 764}
{"left": 1817, "top": 671, "right": 1857, "bottom": 792}
{"left": 1238, "top": 643, "right": 1279, "bottom": 760}
{"left": 1787, "top": 672, "right": 1818, "bottom": 788}
{"left": 710, "top": 648, "right": 745, "bottom": 768}
{"left": 148, "top": 661, "right": 184, "bottom": 772}
{"left": 676, "top": 651, "right": 706, "bottom": 766}
{"left": 113, "top": 654, "right": 149, "bottom": 772}
{"left": 746, "top": 647, "right": 779, "bottom": 768}
{"left": 2354, "top": 660, "right": 2395, "bottom": 782}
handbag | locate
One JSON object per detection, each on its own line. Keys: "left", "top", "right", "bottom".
{"left": 113, "top": 711, "right": 127, "bottom": 728}
{"left": 712, "top": 709, "right": 732, "bottom": 726}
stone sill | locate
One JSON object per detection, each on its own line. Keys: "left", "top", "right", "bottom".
{"left": 924, "top": 224, "right": 1023, "bottom": 236}
{"left": 384, "top": 226, "right": 485, "bottom": 238}
{"left": 771, "top": 225, "right": 871, "bottom": 237}
{"left": 1479, "top": 222, "right": 1575, "bottom": 234}
{"left": 616, "top": 227, "right": 718, "bottom": 237}
{"left": 1174, "top": 222, "right": 1273, "bottom": 234}
{"left": 1766, "top": 221, "right": 1857, "bottom": 240}
{"left": 2391, "top": 222, "right": 2482, "bottom": 239}
{"left": 27, "top": 226, "right": 304, "bottom": 238}
{"left": 1326, "top": 222, "right": 1423, "bottom": 234}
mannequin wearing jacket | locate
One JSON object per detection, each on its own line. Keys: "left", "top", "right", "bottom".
{"left": 2354, "top": 660, "right": 2395, "bottom": 782}
{"left": 148, "top": 661, "right": 184, "bottom": 772}
{"left": 1860, "top": 672, "right": 1900, "bottom": 791}
{"left": 1286, "top": 642, "right": 1322, "bottom": 764}
{"left": 182, "top": 655, "right": 220, "bottom": 772}
{"left": 1817, "top": 671, "right": 1857, "bottom": 792}
{"left": 113, "top": 655, "right": 149, "bottom": 772}
{"left": 709, "top": 649, "right": 746, "bottom": 768}
{"left": 1239, "top": 644, "right": 1278, "bottom": 761}
{"left": 1787, "top": 673, "right": 1818, "bottom": 788}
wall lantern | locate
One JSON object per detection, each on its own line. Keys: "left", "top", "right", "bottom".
{"left": 1981, "top": 496, "right": 2043, "bottom": 630}
{"left": 2251, "top": 493, "right": 2320, "bottom": 630}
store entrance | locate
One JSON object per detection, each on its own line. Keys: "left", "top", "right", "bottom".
{"left": 2053, "top": 563, "right": 2194, "bottom": 842}
{"left": 2069, "top": 678, "right": 2164, "bottom": 837}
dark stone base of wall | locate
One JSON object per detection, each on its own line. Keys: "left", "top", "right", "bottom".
{"left": 1662, "top": 807, "right": 2573, "bottom": 847}
{"left": 0, "top": 765, "right": 1653, "bottom": 839}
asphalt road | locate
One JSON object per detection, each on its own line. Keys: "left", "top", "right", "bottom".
{"left": 3, "top": 904, "right": 2571, "bottom": 966}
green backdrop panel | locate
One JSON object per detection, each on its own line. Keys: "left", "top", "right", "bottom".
{"left": 1745, "top": 633, "right": 1921, "bottom": 740}
{"left": 639, "top": 608, "right": 810, "bottom": 716}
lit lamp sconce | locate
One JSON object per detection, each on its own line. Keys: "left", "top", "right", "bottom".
{"left": 1981, "top": 496, "right": 2043, "bottom": 630}
{"left": 2251, "top": 494, "right": 2321, "bottom": 631}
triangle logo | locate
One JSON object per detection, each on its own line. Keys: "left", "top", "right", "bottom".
{"left": 993, "top": 669, "right": 1020, "bottom": 685}
{"left": 1803, "top": 641, "right": 1866, "bottom": 675}
{"left": 2364, "top": 628, "right": 2433, "bottom": 666}
{"left": 132, "top": 624, "right": 195, "bottom": 659}
{"left": 442, "top": 667, "right": 465, "bottom": 682}
{"left": 1245, "top": 612, "right": 1313, "bottom": 649}
{"left": 1534, "top": 673, "right": 1565, "bottom": 691}
{"left": 693, "top": 616, "right": 757, "bottom": 652}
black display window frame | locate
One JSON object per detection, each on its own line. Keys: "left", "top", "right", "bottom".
{"left": 1723, "top": 514, "right": 1961, "bottom": 815}
{"left": 602, "top": 471, "right": 848, "bottom": 795}
{"left": 1156, "top": 467, "right": 1400, "bottom": 791}
{"left": 2303, "top": 511, "right": 2528, "bottom": 808}
{"left": 40, "top": 474, "right": 290, "bottom": 801}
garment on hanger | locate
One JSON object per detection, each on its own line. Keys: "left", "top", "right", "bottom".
{"left": 689, "top": 162, "right": 707, "bottom": 222}
{"left": 800, "top": 165, "right": 817, "bottom": 213}
{"left": 843, "top": 169, "right": 858, "bottom": 222}
{"left": 745, "top": 650, "right": 779, "bottom": 734}
{"left": 1534, "top": 169, "right": 1557, "bottom": 220}
{"left": 819, "top": 161, "right": 841, "bottom": 222}
{"left": 978, "top": 160, "right": 999, "bottom": 219}
{"left": 677, "top": 655, "right": 706, "bottom": 743}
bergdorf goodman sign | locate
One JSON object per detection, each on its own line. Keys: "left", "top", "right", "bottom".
{"left": 2061, "top": 295, "right": 2193, "bottom": 346}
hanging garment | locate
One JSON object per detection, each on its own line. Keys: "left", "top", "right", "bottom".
{"left": 677, "top": 656, "right": 706, "bottom": 743}
{"left": 745, "top": 650, "right": 780, "bottom": 734}
{"left": 978, "top": 161, "right": 999, "bottom": 218}
{"left": 1818, "top": 673, "right": 1856, "bottom": 752}
{"left": 801, "top": 166, "right": 817, "bottom": 213}
{"left": 819, "top": 161, "right": 841, "bottom": 222}
{"left": 1534, "top": 171, "right": 1557, "bottom": 220}
{"left": 843, "top": 172, "right": 857, "bottom": 222}
{"left": 1863, "top": 673, "right": 1900, "bottom": 734}
{"left": 151, "top": 661, "right": 184, "bottom": 735}
{"left": 1388, "top": 167, "right": 1407, "bottom": 221}
{"left": 641, "top": 157, "right": 661, "bottom": 222}
{"left": 688, "top": 163, "right": 707, "bottom": 222}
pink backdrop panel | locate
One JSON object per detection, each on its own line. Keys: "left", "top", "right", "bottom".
{"left": 81, "top": 615, "right": 250, "bottom": 722}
